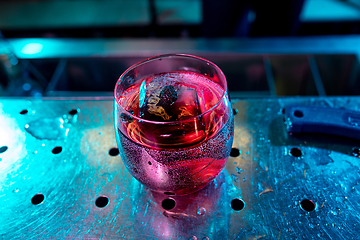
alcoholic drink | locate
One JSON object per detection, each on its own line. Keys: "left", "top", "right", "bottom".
{"left": 115, "top": 71, "right": 234, "bottom": 195}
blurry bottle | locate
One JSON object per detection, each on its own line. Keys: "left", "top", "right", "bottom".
{"left": 0, "top": 42, "right": 20, "bottom": 95}
{"left": 0, "top": 38, "right": 44, "bottom": 97}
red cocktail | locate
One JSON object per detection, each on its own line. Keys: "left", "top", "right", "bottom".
{"left": 114, "top": 54, "right": 234, "bottom": 195}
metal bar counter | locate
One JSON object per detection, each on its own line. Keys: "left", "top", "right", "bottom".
{"left": 0, "top": 97, "right": 359, "bottom": 239}
{"left": 6, "top": 37, "right": 360, "bottom": 59}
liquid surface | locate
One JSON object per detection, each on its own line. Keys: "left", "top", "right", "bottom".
{"left": 118, "top": 72, "right": 223, "bottom": 118}
{"left": 117, "top": 71, "right": 227, "bottom": 149}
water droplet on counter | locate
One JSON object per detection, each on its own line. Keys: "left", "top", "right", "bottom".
{"left": 236, "top": 167, "right": 244, "bottom": 174}
{"left": 25, "top": 117, "right": 70, "bottom": 140}
{"left": 63, "top": 113, "right": 79, "bottom": 124}
{"left": 197, "top": 207, "right": 206, "bottom": 216}
{"left": 231, "top": 174, "right": 239, "bottom": 182}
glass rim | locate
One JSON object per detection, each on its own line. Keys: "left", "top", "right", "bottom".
{"left": 114, "top": 53, "right": 228, "bottom": 125}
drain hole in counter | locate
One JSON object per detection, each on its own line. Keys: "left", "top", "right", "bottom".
{"left": 20, "top": 109, "right": 28, "bottom": 115}
{"left": 52, "top": 146, "right": 62, "bottom": 154}
{"left": 294, "top": 110, "right": 304, "bottom": 118}
{"left": 300, "top": 199, "right": 315, "bottom": 212}
{"left": 230, "top": 148, "right": 240, "bottom": 157}
{"left": 162, "top": 198, "right": 176, "bottom": 210}
{"left": 109, "top": 147, "right": 119, "bottom": 156}
{"left": 290, "top": 148, "right": 302, "bottom": 157}
{"left": 231, "top": 198, "right": 245, "bottom": 211}
{"left": 0, "top": 146, "right": 8, "bottom": 154}
{"left": 31, "top": 193, "right": 45, "bottom": 205}
{"left": 95, "top": 196, "right": 110, "bottom": 208}
{"left": 69, "top": 109, "right": 79, "bottom": 115}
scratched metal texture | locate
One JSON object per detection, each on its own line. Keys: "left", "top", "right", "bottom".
{"left": 0, "top": 97, "right": 359, "bottom": 239}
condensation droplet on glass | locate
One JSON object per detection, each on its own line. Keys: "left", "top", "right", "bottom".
{"left": 13, "top": 188, "right": 19, "bottom": 193}
{"left": 202, "top": 237, "right": 210, "bottom": 240}
{"left": 189, "top": 236, "right": 197, "bottom": 240}
{"left": 197, "top": 207, "right": 206, "bottom": 216}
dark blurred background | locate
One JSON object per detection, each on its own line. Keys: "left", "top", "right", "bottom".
{"left": 1, "top": 0, "right": 360, "bottom": 98}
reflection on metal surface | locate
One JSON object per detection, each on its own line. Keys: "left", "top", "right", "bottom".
{"left": 0, "top": 97, "right": 360, "bottom": 239}
{"left": 21, "top": 43, "right": 43, "bottom": 55}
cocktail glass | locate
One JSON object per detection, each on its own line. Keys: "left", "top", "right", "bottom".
{"left": 114, "top": 54, "right": 234, "bottom": 195}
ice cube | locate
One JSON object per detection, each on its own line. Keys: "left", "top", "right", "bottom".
{"left": 137, "top": 81, "right": 207, "bottom": 147}
{"left": 139, "top": 92, "right": 172, "bottom": 121}
{"left": 158, "top": 85, "right": 177, "bottom": 106}
{"left": 138, "top": 82, "right": 204, "bottom": 122}
{"left": 120, "top": 110, "right": 134, "bottom": 123}
{"left": 167, "top": 85, "right": 202, "bottom": 121}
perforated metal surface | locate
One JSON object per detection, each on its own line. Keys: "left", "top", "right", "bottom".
{"left": 0, "top": 97, "right": 359, "bottom": 239}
